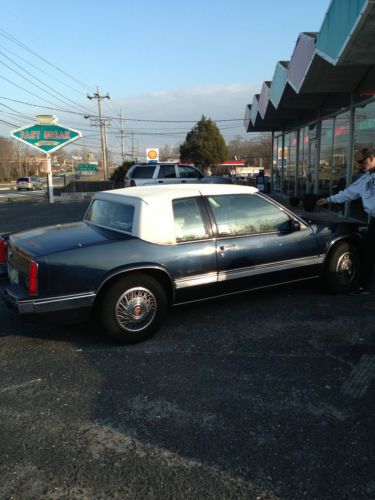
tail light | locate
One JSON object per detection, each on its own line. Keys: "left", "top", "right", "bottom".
{"left": 28, "top": 261, "right": 38, "bottom": 296}
{"left": 0, "top": 238, "right": 7, "bottom": 264}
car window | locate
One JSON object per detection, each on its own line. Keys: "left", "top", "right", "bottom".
{"left": 86, "top": 200, "right": 134, "bottom": 233}
{"left": 207, "top": 194, "right": 290, "bottom": 236}
{"left": 173, "top": 198, "right": 209, "bottom": 242}
{"left": 178, "top": 165, "right": 202, "bottom": 178}
{"left": 131, "top": 166, "right": 156, "bottom": 179}
{"left": 158, "top": 165, "right": 176, "bottom": 178}
{"left": 17, "top": 177, "right": 30, "bottom": 182}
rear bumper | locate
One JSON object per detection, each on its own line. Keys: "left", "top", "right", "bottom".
{"left": 1, "top": 285, "right": 96, "bottom": 314}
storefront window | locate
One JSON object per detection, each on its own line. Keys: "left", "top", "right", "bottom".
{"left": 274, "top": 136, "right": 282, "bottom": 192}
{"left": 297, "top": 127, "right": 308, "bottom": 195}
{"left": 354, "top": 100, "right": 375, "bottom": 178}
{"left": 319, "top": 118, "right": 334, "bottom": 195}
{"left": 332, "top": 111, "right": 350, "bottom": 195}
{"left": 282, "top": 132, "right": 297, "bottom": 195}
{"left": 352, "top": 99, "right": 375, "bottom": 221}
{"left": 272, "top": 136, "right": 278, "bottom": 190}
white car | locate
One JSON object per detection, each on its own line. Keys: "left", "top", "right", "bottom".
{"left": 16, "top": 176, "right": 43, "bottom": 191}
{"left": 124, "top": 163, "right": 231, "bottom": 187}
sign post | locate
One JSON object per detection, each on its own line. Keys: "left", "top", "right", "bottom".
{"left": 11, "top": 115, "right": 82, "bottom": 203}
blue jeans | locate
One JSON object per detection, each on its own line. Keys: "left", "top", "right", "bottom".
{"left": 360, "top": 217, "right": 375, "bottom": 290}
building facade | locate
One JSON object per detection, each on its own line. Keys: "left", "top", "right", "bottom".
{"left": 244, "top": 0, "right": 375, "bottom": 221}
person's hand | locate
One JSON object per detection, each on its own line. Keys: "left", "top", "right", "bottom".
{"left": 316, "top": 198, "right": 329, "bottom": 207}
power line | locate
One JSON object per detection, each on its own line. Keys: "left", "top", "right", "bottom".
{"left": 0, "top": 27, "right": 95, "bottom": 92}
{"left": 0, "top": 96, "right": 244, "bottom": 123}
{"left": 0, "top": 41, "right": 88, "bottom": 96}
{"left": 0, "top": 56, "right": 91, "bottom": 114}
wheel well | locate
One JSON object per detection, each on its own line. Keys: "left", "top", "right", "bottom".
{"left": 325, "top": 236, "right": 364, "bottom": 269}
{"left": 93, "top": 268, "right": 174, "bottom": 310}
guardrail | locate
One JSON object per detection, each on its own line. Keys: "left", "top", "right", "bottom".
{"left": 53, "top": 180, "right": 123, "bottom": 196}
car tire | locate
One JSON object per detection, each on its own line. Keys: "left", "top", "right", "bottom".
{"left": 100, "top": 273, "right": 168, "bottom": 344}
{"left": 325, "top": 241, "right": 360, "bottom": 293}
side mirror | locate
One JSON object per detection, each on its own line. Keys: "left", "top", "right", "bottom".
{"left": 290, "top": 219, "right": 301, "bottom": 232}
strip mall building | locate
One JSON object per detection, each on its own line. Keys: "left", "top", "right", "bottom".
{"left": 244, "top": 0, "right": 375, "bottom": 221}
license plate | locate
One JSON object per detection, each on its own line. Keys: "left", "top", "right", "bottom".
{"left": 7, "top": 264, "right": 19, "bottom": 285}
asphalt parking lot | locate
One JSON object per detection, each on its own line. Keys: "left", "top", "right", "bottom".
{"left": 0, "top": 200, "right": 374, "bottom": 499}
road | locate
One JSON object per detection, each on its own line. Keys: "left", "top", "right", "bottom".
{"left": 0, "top": 175, "right": 70, "bottom": 201}
{"left": 0, "top": 200, "right": 374, "bottom": 499}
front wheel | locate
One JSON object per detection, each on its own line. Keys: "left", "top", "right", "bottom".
{"left": 325, "top": 242, "right": 360, "bottom": 293}
{"left": 100, "top": 273, "right": 168, "bottom": 344}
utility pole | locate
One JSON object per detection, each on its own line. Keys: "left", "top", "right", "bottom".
{"left": 131, "top": 130, "right": 134, "bottom": 162}
{"left": 87, "top": 86, "right": 110, "bottom": 180}
{"left": 119, "top": 109, "right": 125, "bottom": 164}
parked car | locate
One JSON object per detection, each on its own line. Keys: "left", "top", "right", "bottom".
{"left": 0, "top": 184, "right": 367, "bottom": 344}
{"left": 16, "top": 176, "right": 43, "bottom": 191}
{"left": 124, "top": 163, "right": 231, "bottom": 187}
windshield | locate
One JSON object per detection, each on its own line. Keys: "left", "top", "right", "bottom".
{"left": 85, "top": 199, "right": 135, "bottom": 233}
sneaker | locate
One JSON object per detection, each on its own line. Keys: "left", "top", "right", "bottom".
{"left": 349, "top": 287, "right": 370, "bottom": 296}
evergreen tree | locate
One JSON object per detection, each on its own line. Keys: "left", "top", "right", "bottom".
{"left": 180, "top": 116, "right": 228, "bottom": 169}
{"left": 110, "top": 161, "right": 135, "bottom": 182}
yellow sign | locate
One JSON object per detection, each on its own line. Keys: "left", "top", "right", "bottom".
{"left": 146, "top": 148, "right": 159, "bottom": 162}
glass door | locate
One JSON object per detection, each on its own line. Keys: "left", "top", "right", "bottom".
{"left": 307, "top": 140, "right": 318, "bottom": 194}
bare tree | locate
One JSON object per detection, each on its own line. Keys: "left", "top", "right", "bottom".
{"left": 227, "top": 133, "right": 272, "bottom": 168}
{"left": 0, "top": 137, "right": 17, "bottom": 182}
{"left": 159, "top": 144, "right": 172, "bottom": 161}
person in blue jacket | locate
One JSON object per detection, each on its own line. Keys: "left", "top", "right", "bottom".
{"left": 316, "top": 147, "right": 375, "bottom": 294}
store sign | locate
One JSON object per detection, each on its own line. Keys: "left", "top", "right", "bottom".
{"left": 357, "top": 118, "right": 375, "bottom": 131}
{"left": 11, "top": 116, "right": 81, "bottom": 153}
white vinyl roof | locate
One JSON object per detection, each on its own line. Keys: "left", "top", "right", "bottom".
{"left": 93, "top": 184, "right": 259, "bottom": 245}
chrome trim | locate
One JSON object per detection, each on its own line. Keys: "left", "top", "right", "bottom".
{"left": 174, "top": 256, "right": 320, "bottom": 289}
{"left": 317, "top": 255, "right": 325, "bottom": 264}
{"left": 3, "top": 289, "right": 96, "bottom": 314}
{"left": 175, "top": 275, "right": 320, "bottom": 306}
{"left": 174, "top": 272, "right": 217, "bottom": 289}
{"left": 218, "top": 255, "right": 319, "bottom": 281}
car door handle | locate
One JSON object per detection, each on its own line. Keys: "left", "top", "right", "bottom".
{"left": 158, "top": 180, "right": 164, "bottom": 183}
{"left": 219, "top": 244, "right": 236, "bottom": 255}
{"left": 181, "top": 180, "right": 187, "bottom": 183}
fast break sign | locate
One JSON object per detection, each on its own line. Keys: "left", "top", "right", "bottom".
{"left": 11, "top": 116, "right": 82, "bottom": 153}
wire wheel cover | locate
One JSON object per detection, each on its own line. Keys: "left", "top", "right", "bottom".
{"left": 335, "top": 251, "right": 356, "bottom": 286}
{"left": 115, "top": 286, "right": 157, "bottom": 333}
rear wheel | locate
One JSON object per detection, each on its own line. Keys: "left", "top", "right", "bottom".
{"left": 325, "top": 241, "right": 360, "bottom": 293}
{"left": 100, "top": 273, "right": 168, "bottom": 344}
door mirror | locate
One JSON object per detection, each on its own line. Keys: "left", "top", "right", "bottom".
{"left": 277, "top": 219, "right": 300, "bottom": 233}
{"left": 290, "top": 219, "right": 301, "bottom": 232}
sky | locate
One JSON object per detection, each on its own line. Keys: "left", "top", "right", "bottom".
{"left": 0, "top": 0, "right": 331, "bottom": 162}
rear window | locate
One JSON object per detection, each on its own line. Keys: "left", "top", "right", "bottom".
{"left": 86, "top": 200, "right": 134, "bottom": 233}
{"left": 131, "top": 166, "right": 156, "bottom": 179}
{"left": 17, "top": 177, "right": 31, "bottom": 182}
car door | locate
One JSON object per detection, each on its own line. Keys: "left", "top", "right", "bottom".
{"left": 155, "top": 164, "right": 180, "bottom": 185}
{"left": 205, "top": 193, "right": 320, "bottom": 294}
{"left": 169, "top": 196, "right": 218, "bottom": 303}
{"left": 177, "top": 165, "right": 204, "bottom": 184}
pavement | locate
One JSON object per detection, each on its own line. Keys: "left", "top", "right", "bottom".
{"left": 0, "top": 198, "right": 374, "bottom": 499}
{"left": 0, "top": 199, "right": 89, "bottom": 233}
